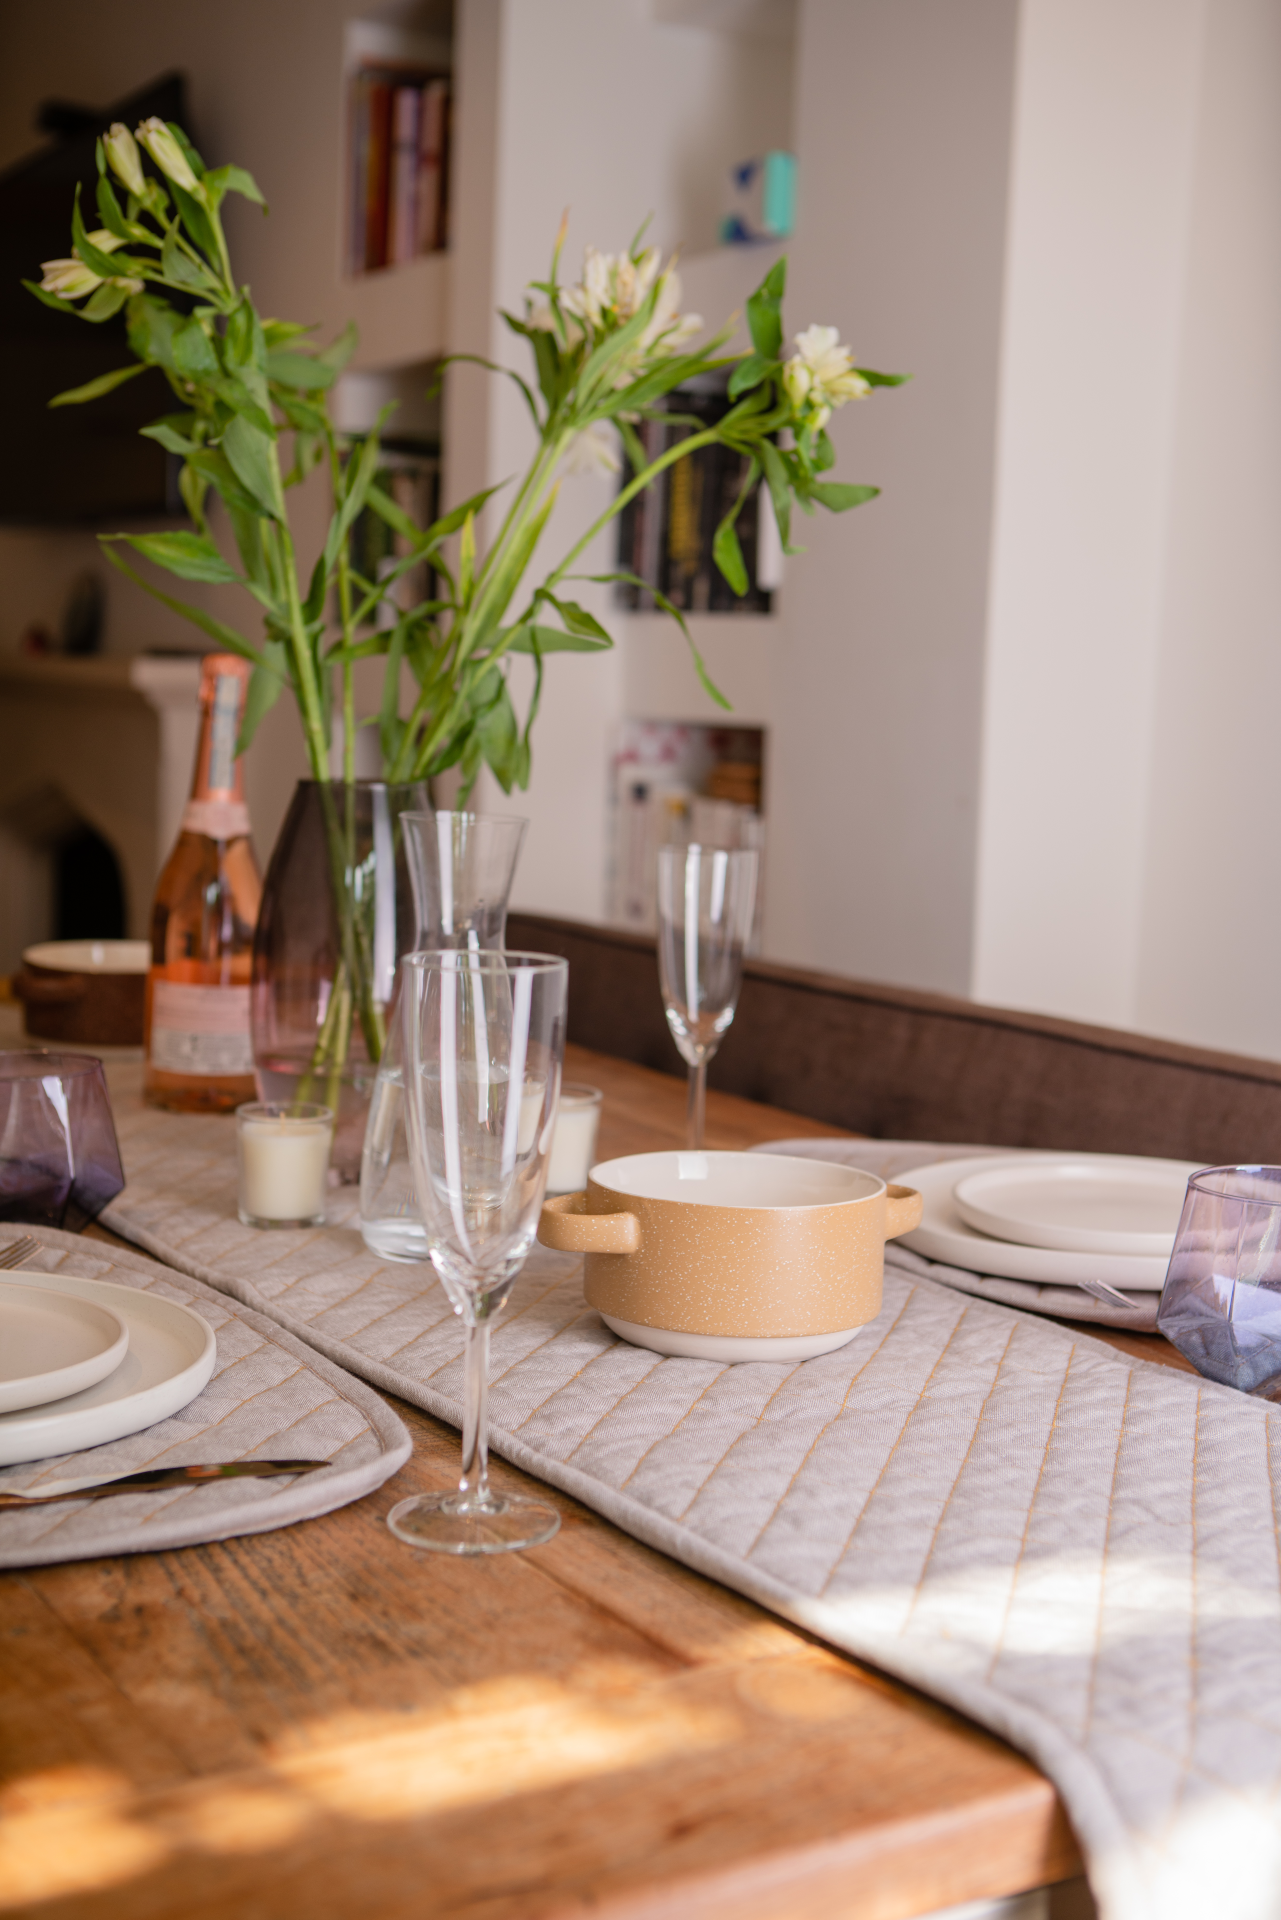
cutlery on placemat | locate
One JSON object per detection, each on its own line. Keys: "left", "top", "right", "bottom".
{"left": 0, "top": 1236, "right": 41, "bottom": 1272}
{"left": 1076, "top": 1277, "right": 1141, "bottom": 1310}
{"left": 0, "top": 1459, "right": 330, "bottom": 1509}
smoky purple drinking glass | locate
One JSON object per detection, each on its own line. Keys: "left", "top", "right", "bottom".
{"left": 1157, "top": 1166, "right": 1281, "bottom": 1394}
{"left": 0, "top": 1051, "right": 125, "bottom": 1231}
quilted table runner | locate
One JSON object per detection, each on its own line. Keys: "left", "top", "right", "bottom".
{"left": 101, "top": 1076, "right": 1281, "bottom": 1920}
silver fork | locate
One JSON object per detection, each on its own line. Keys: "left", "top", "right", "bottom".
{"left": 1077, "top": 1276, "right": 1141, "bottom": 1310}
{"left": 0, "top": 1236, "right": 42, "bottom": 1272}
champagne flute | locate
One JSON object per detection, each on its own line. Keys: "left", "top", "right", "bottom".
{"left": 388, "top": 949, "right": 567, "bottom": 1555}
{"left": 656, "top": 845, "right": 758, "bottom": 1149}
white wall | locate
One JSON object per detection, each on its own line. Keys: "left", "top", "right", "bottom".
{"left": 766, "top": 0, "right": 1018, "bottom": 991}
{"left": 1134, "top": 0, "right": 1281, "bottom": 1057}
{"left": 971, "top": 0, "right": 1208, "bottom": 1029}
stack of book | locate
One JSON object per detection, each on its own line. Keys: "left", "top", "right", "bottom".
{"left": 614, "top": 389, "right": 774, "bottom": 614}
{"left": 347, "top": 67, "right": 451, "bottom": 275}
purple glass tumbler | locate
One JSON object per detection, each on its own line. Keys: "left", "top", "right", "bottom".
{"left": 1157, "top": 1165, "right": 1281, "bottom": 1394}
{"left": 0, "top": 1052, "right": 125, "bottom": 1232}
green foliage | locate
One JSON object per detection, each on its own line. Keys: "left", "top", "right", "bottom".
{"left": 26, "top": 121, "right": 904, "bottom": 805}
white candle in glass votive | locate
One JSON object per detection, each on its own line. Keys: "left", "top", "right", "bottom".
{"left": 236, "top": 1103, "right": 333, "bottom": 1228}
{"left": 546, "top": 1084, "right": 603, "bottom": 1194}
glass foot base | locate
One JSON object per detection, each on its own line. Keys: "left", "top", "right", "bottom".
{"left": 386, "top": 1490, "right": 560, "bottom": 1556}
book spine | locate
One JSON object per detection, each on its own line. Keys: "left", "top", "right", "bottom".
{"left": 415, "top": 77, "right": 449, "bottom": 254}
{"left": 364, "top": 78, "right": 393, "bottom": 271}
{"left": 388, "top": 84, "right": 423, "bottom": 266}
{"left": 348, "top": 72, "right": 370, "bottom": 275}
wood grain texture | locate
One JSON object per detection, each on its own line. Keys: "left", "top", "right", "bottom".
{"left": 2, "top": 1044, "right": 1138, "bottom": 1920}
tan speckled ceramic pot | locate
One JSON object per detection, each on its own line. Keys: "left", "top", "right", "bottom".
{"left": 537, "top": 1151, "right": 923, "bottom": 1362}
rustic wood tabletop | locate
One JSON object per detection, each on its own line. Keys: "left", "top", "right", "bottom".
{"left": 0, "top": 1041, "right": 1176, "bottom": 1919}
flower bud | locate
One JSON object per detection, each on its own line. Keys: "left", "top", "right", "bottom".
{"left": 85, "top": 229, "right": 127, "bottom": 256}
{"left": 104, "top": 122, "right": 146, "bottom": 197}
{"left": 135, "top": 117, "right": 199, "bottom": 193}
{"left": 40, "top": 257, "right": 103, "bottom": 300}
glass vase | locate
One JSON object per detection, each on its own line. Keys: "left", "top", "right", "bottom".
{"left": 359, "top": 811, "right": 527, "bottom": 1260}
{"left": 251, "top": 780, "right": 428, "bottom": 1181}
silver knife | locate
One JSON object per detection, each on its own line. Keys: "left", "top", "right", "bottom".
{"left": 0, "top": 1459, "right": 330, "bottom": 1509}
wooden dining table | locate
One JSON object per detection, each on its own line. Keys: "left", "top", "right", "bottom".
{"left": 1, "top": 1042, "right": 1190, "bottom": 1920}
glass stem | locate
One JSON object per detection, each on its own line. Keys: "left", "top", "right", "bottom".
{"left": 457, "top": 1318, "right": 492, "bottom": 1510}
{"left": 687, "top": 1059, "right": 707, "bottom": 1150}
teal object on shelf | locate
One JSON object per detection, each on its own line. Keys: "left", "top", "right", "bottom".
{"left": 719, "top": 150, "right": 797, "bottom": 245}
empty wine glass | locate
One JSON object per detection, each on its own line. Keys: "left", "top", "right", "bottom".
{"left": 656, "top": 845, "right": 758, "bottom": 1149}
{"left": 388, "top": 949, "right": 567, "bottom": 1555}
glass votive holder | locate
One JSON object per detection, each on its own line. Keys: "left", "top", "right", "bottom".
{"left": 545, "top": 1084, "right": 603, "bottom": 1195}
{"left": 1157, "top": 1165, "right": 1281, "bottom": 1394}
{"left": 235, "top": 1103, "right": 333, "bottom": 1229}
{"left": 0, "top": 1050, "right": 125, "bottom": 1231}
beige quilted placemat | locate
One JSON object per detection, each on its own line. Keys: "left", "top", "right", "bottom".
{"left": 100, "top": 1070, "right": 1281, "bottom": 1920}
{"left": 0, "top": 1225, "right": 411, "bottom": 1569}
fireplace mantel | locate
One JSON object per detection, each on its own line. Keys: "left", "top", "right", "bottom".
{"left": 0, "top": 651, "right": 203, "bottom": 964}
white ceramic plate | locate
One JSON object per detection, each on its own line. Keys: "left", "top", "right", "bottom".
{"left": 0, "top": 1270, "right": 216, "bottom": 1466}
{"left": 896, "top": 1154, "right": 1201, "bottom": 1289}
{"left": 0, "top": 1281, "right": 129, "bottom": 1414}
{"left": 954, "top": 1156, "right": 1193, "bottom": 1257}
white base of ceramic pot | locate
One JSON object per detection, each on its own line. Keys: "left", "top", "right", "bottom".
{"left": 599, "top": 1314, "right": 866, "bottom": 1364}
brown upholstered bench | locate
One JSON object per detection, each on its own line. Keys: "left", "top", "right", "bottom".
{"left": 508, "top": 911, "right": 1281, "bottom": 1166}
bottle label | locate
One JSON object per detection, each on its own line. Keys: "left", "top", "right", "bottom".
{"left": 150, "top": 981, "right": 254, "bottom": 1077}
{"left": 181, "top": 799, "right": 251, "bottom": 839}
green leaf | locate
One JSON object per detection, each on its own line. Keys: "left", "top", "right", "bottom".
{"left": 126, "top": 293, "right": 183, "bottom": 372}
{"left": 223, "top": 414, "right": 283, "bottom": 519}
{"left": 70, "top": 188, "right": 133, "bottom": 280}
{"left": 161, "top": 230, "right": 219, "bottom": 294}
{"left": 99, "top": 541, "right": 262, "bottom": 661}
{"left": 79, "top": 281, "right": 131, "bottom": 324}
{"left": 503, "top": 622, "right": 612, "bottom": 655}
{"left": 757, "top": 439, "right": 796, "bottom": 554}
{"left": 315, "top": 321, "right": 359, "bottom": 378}
{"left": 807, "top": 481, "right": 880, "bottom": 511}
{"left": 262, "top": 319, "right": 314, "bottom": 348}
{"left": 814, "top": 429, "right": 836, "bottom": 473}
{"left": 745, "top": 257, "right": 786, "bottom": 362}
{"left": 184, "top": 446, "right": 264, "bottom": 521}
{"left": 203, "top": 163, "right": 267, "bottom": 211}
{"left": 140, "top": 414, "right": 199, "bottom": 456}
{"left": 712, "top": 517, "right": 748, "bottom": 597}
{"left": 379, "top": 621, "right": 408, "bottom": 769}
{"left": 477, "top": 681, "right": 522, "bottom": 794}
{"left": 48, "top": 362, "right": 148, "bottom": 407}
{"left": 266, "top": 350, "right": 337, "bottom": 391}
{"left": 170, "top": 182, "right": 221, "bottom": 269}
{"left": 459, "top": 511, "right": 475, "bottom": 606}
{"left": 534, "top": 592, "right": 612, "bottom": 643}
{"left": 168, "top": 123, "right": 206, "bottom": 177}
{"left": 23, "top": 278, "right": 79, "bottom": 315}
{"left": 322, "top": 416, "right": 391, "bottom": 576}
{"left": 118, "top": 530, "right": 239, "bottom": 584}
{"left": 238, "top": 642, "right": 288, "bottom": 754}
{"left": 854, "top": 367, "right": 910, "bottom": 387}
{"left": 575, "top": 570, "right": 730, "bottom": 710}
{"left": 727, "top": 352, "right": 776, "bottom": 400}
{"left": 172, "top": 316, "right": 221, "bottom": 380}
{"left": 94, "top": 174, "right": 131, "bottom": 242}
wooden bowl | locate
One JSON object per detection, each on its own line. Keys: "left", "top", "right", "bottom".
{"left": 14, "top": 941, "right": 150, "bottom": 1047}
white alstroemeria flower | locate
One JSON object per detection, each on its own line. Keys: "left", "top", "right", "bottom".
{"left": 638, "top": 266, "right": 702, "bottom": 355}
{"left": 40, "top": 257, "right": 103, "bottom": 299}
{"left": 563, "top": 244, "right": 675, "bottom": 335}
{"left": 136, "top": 117, "right": 199, "bottom": 193}
{"left": 561, "top": 422, "right": 620, "bottom": 476}
{"left": 104, "top": 122, "right": 146, "bottom": 197}
{"left": 84, "top": 229, "right": 128, "bottom": 256}
{"left": 782, "top": 324, "right": 869, "bottom": 430}
{"left": 527, "top": 300, "right": 584, "bottom": 349}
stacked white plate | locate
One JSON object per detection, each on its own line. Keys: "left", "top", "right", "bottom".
{"left": 895, "top": 1151, "right": 1198, "bottom": 1292}
{"left": 0, "top": 1271, "right": 216, "bottom": 1466}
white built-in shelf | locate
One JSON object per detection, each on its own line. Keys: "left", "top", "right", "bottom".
{"left": 343, "top": 248, "right": 450, "bottom": 372}
{"left": 678, "top": 243, "right": 787, "bottom": 357}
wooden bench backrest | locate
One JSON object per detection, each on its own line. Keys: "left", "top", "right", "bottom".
{"left": 508, "top": 911, "right": 1281, "bottom": 1164}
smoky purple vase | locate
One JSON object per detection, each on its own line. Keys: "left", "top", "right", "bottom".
{"left": 1157, "top": 1165, "right": 1281, "bottom": 1395}
{"left": 0, "top": 1051, "right": 125, "bottom": 1232}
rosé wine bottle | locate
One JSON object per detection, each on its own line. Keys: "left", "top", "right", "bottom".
{"left": 144, "top": 654, "right": 262, "bottom": 1113}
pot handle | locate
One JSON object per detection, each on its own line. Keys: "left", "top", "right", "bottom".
{"left": 884, "top": 1183, "right": 923, "bottom": 1240}
{"left": 538, "top": 1192, "right": 641, "bottom": 1254}
{"left": 11, "top": 970, "right": 86, "bottom": 1006}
